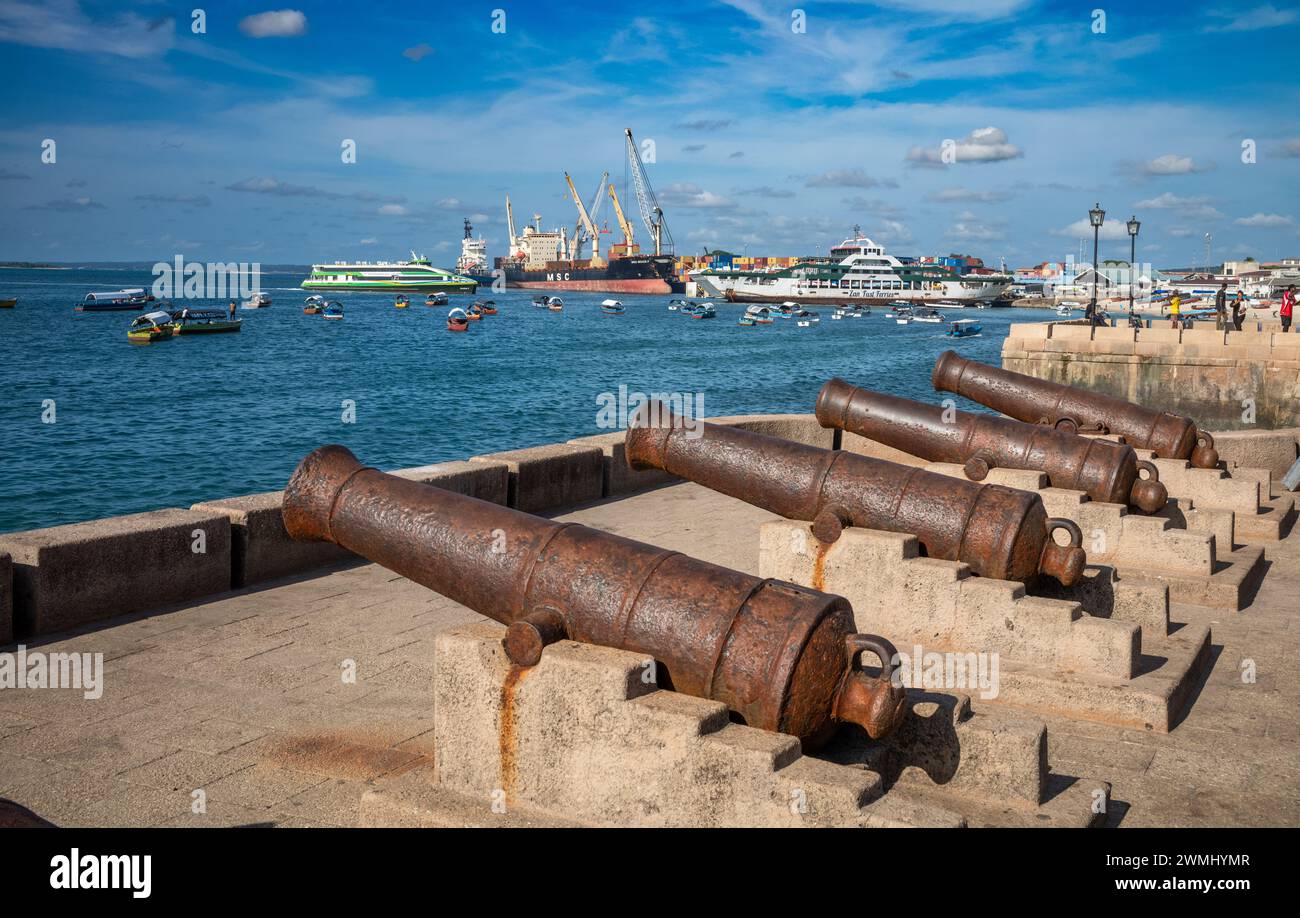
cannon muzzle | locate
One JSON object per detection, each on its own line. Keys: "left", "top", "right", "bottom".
{"left": 283, "top": 445, "right": 906, "bottom": 746}
{"left": 815, "top": 377, "right": 1168, "bottom": 513}
{"left": 933, "top": 350, "right": 1219, "bottom": 469}
{"left": 625, "top": 405, "right": 1087, "bottom": 587}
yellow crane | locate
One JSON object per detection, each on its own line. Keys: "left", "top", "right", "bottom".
{"left": 607, "top": 183, "right": 639, "bottom": 258}
{"left": 565, "top": 172, "right": 604, "bottom": 267}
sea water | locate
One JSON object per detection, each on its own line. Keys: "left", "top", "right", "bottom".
{"left": 0, "top": 267, "right": 1040, "bottom": 532}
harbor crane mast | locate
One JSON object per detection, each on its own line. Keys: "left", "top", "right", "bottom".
{"left": 571, "top": 171, "right": 608, "bottom": 261}
{"left": 565, "top": 172, "right": 605, "bottom": 267}
{"left": 506, "top": 195, "right": 519, "bottom": 257}
{"left": 624, "top": 128, "right": 673, "bottom": 256}
{"left": 607, "top": 183, "right": 638, "bottom": 256}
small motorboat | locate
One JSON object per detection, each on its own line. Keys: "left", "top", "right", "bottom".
{"left": 78, "top": 288, "right": 151, "bottom": 312}
{"left": 426, "top": 292, "right": 449, "bottom": 307}
{"left": 169, "top": 308, "right": 242, "bottom": 334}
{"left": 547, "top": 297, "right": 564, "bottom": 312}
{"left": 127, "top": 311, "right": 176, "bottom": 344}
{"left": 304, "top": 295, "right": 326, "bottom": 315}
{"left": 395, "top": 295, "right": 410, "bottom": 309}
{"left": 737, "top": 315, "right": 757, "bottom": 327}
{"left": 322, "top": 302, "right": 344, "bottom": 320}
{"left": 0, "top": 297, "right": 15, "bottom": 308}
{"left": 667, "top": 298, "right": 689, "bottom": 312}
{"left": 242, "top": 292, "right": 271, "bottom": 309}
{"left": 472, "top": 299, "right": 498, "bottom": 315}
{"left": 947, "top": 319, "right": 982, "bottom": 338}
{"left": 447, "top": 307, "right": 470, "bottom": 332}
{"left": 600, "top": 299, "right": 626, "bottom": 315}
{"left": 793, "top": 309, "right": 819, "bottom": 323}
{"left": 690, "top": 303, "right": 716, "bottom": 320}
{"left": 884, "top": 303, "right": 913, "bottom": 319}
{"left": 912, "top": 308, "right": 945, "bottom": 324}
{"left": 532, "top": 295, "right": 551, "bottom": 308}
{"left": 466, "top": 303, "right": 485, "bottom": 321}
{"left": 745, "top": 305, "right": 773, "bottom": 325}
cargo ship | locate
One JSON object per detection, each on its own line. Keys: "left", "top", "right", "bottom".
{"left": 493, "top": 128, "right": 685, "bottom": 295}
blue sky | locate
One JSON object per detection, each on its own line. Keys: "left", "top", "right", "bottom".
{"left": 1, "top": 0, "right": 1298, "bottom": 268}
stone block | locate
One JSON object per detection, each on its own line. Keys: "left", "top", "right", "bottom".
{"left": 0, "top": 509, "right": 232, "bottom": 636}
{"left": 566, "top": 432, "right": 675, "bottom": 497}
{"left": 470, "top": 444, "right": 603, "bottom": 513}
{"left": 192, "top": 491, "right": 353, "bottom": 588}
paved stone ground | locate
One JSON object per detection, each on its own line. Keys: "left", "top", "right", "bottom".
{"left": 1, "top": 481, "right": 1296, "bottom": 827}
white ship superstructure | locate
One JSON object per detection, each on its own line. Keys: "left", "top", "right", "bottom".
{"left": 693, "top": 231, "right": 1013, "bottom": 304}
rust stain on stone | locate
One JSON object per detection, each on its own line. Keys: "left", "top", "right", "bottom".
{"left": 811, "top": 540, "right": 830, "bottom": 592}
{"left": 498, "top": 663, "right": 529, "bottom": 803}
{"left": 267, "top": 731, "right": 430, "bottom": 781}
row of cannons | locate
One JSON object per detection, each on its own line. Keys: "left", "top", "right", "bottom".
{"left": 282, "top": 352, "right": 1235, "bottom": 825}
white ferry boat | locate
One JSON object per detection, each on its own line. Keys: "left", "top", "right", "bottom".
{"left": 692, "top": 230, "right": 1013, "bottom": 305}
{"left": 301, "top": 252, "right": 477, "bottom": 293}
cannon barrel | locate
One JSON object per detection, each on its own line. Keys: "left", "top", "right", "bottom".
{"left": 932, "top": 350, "right": 1218, "bottom": 469}
{"left": 816, "top": 378, "right": 1168, "bottom": 513}
{"left": 624, "top": 405, "right": 1086, "bottom": 587}
{"left": 282, "top": 444, "right": 906, "bottom": 747}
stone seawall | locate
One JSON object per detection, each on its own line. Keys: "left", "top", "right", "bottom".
{"left": 1002, "top": 322, "right": 1300, "bottom": 432}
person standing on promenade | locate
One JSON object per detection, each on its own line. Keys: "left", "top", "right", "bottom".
{"left": 1214, "top": 283, "right": 1227, "bottom": 330}
{"left": 1169, "top": 292, "right": 1182, "bottom": 329}
{"left": 1232, "top": 290, "right": 1247, "bottom": 332}
{"left": 1282, "top": 286, "right": 1295, "bottom": 333}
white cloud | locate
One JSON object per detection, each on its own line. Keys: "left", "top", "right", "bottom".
{"left": 239, "top": 10, "right": 307, "bottom": 39}
{"left": 377, "top": 203, "right": 408, "bottom": 216}
{"left": 359, "top": 237, "right": 378, "bottom": 245}
{"left": 1053, "top": 218, "right": 1132, "bottom": 241}
{"left": 1234, "top": 213, "right": 1294, "bottom": 227}
{"left": 1133, "top": 192, "right": 1224, "bottom": 220}
{"left": 657, "top": 182, "right": 735, "bottom": 209}
{"left": 947, "top": 222, "right": 1004, "bottom": 242}
{"left": 403, "top": 43, "right": 434, "bottom": 62}
{"left": 1141, "top": 154, "right": 1207, "bottom": 176}
{"left": 906, "top": 127, "right": 1022, "bottom": 167}
{"left": 0, "top": 0, "right": 174, "bottom": 58}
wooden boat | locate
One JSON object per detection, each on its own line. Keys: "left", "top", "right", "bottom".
{"left": 472, "top": 299, "right": 498, "bottom": 315}
{"left": 322, "top": 302, "right": 344, "bottom": 320}
{"left": 169, "top": 308, "right": 242, "bottom": 334}
{"left": 547, "top": 297, "right": 564, "bottom": 312}
{"left": 690, "top": 303, "right": 716, "bottom": 319}
{"left": 241, "top": 292, "right": 271, "bottom": 309}
{"left": 0, "top": 298, "right": 15, "bottom": 308}
{"left": 737, "top": 315, "right": 757, "bottom": 327}
{"left": 600, "top": 299, "right": 626, "bottom": 315}
{"left": 793, "top": 309, "right": 819, "bottom": 323}
{"left": 946, "top": 319, "right": 982, "bottom": 337}
{"left": 425, "top": 292, "right": 449, "bottom": 306}
{"left": 127, "top": 311, "right": 176, "bottom": 344}
{"left": 912, "top": 308, "right": 945, "bottom": 324}
{"left": 304, "top": 295, "right": 327, "bottom": 315}
{"left": 745, "top": 305, "right": 773, "bottom": 325}
{"left": 395, "top": 295, "right": 410, "bottom": 309}
{"left": 447, "top": 307, "right": 469, "bottom": 332}
{"left": 667, "top": 298, "right": 689, "bottom": 312}
{"left": 78, "top": 289, "right": 151, "bottom": 312}
{"left": 466, "top": 303, "right": 484, "bottom": 320}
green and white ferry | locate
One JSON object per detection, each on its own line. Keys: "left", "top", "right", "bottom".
{"left": 301, "top": 252, "right": 478, "bottom": 293}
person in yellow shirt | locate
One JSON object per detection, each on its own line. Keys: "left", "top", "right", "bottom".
{"left": 1169, "top": 293, "right": 1182, "bottom": 328}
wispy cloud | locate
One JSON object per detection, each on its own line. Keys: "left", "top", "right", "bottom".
{"left": 0, "top": 0, "right": 174, "bottom": 58}
{"left": 1234, "top": 213, "right": 1294, "bottom": 227}
{"left": 804, "top": 169, "right": 896, "bottom": 189}
{"left": 135, "top": 193, "right": 211, "bottom": 207}
{"left": 24, "top": 195, "right": 105, "bottom": 211}
{"left": 1204, "top": 4, "right": 1299, "bottom": 32}
{"left": 402, "top": 43, "right": 434, "bottom": 62}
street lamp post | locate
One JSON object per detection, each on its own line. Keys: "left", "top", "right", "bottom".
{"left": 1127, "top": 215, "right": 1140, "bottom": 321}
{"left": 1088, "top": 203, "right": 1105, "bottom": 323}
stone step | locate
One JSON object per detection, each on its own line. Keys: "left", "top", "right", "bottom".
{"left": 1117, "top": 545, "right": 1266, "bottom": 610}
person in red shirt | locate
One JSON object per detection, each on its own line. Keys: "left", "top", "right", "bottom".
{"left": 1282, "top": 285, "right": 1295, "bottom": 334}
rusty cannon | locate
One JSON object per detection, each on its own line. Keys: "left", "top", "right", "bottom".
{"left": 624, "top": 404, "right": 1087, "bottom": 587}
{"left": 815, "top": 377, "right": 1168, "bottom": 513}
{"left": 282, "top": 444, "right": 908, "bottom": 747}
{"left": 932, "top": 350, "right": 1219, "bottom": 469}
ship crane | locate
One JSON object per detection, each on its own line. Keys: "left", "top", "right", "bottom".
{"left": 624, "top": 128, "right": 674, "bottom": 256}
{"left": 571, "top": 171, "right": 609, "bottom": 261}
{"left": 607, "top": 183, "right": 639, "bottom": 257}
{"left": 565, "top": 172, "right": 605, "bottom": 267}
{"left": 506, "top": 195, "right": 519, "bottom": 257}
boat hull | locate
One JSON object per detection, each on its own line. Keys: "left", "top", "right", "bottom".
{"left": 77, "top": 303, "right": 145, "bottom": 312}
{"left": 301, "top": 280, "right": 477, "bottom": 293}
{"left": 498, "top": 254, "right": 683, "bottom": 294}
